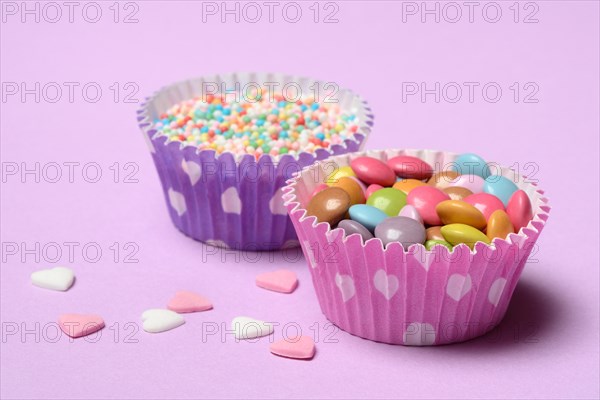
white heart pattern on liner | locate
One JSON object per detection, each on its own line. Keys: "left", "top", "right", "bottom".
{"left": 269, "top": 187, "right": 287, "bottom": 215}
{"left": 168, "top": 188, "right": 187, "bottom": 216}
{"left": 303, "top": 240, "right": 317, "bottom": 269}
{"left": 373, "top": 269, "right": 399, "bottom": 300}
{"left": 403, "top": 322, "right": 436, "bottom": 346}
{"left": 221, "top": 187, "right": 242, "bottom": 214}
{"left": 141, "top": 309, "right": 185, "bottom": 333}
{"left": 335, "top": 273, "right": 356, "bottom": 302}
{"left": 446, "top": 273, "right": 473, "bottom": 301}
{"left": 488, "top": 277, "right": 507, "bottom": 306}
{"left": 231, "top": 316, "right": 274, "bottom": 340}
{"left": 181, "top": 159, "right": 202, "bottom": 186}
{"left": 31, "top": 267, "right": 74, "bottom": 291}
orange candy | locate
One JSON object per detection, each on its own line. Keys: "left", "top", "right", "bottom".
{"left": 436, "top": 200, "right": 487, "bottom": 230}
{"left": 392, "top": 179, "right": 427, "bottom": 194}
{"left": 486, "top": 209, "right": 514, "bottom": 240}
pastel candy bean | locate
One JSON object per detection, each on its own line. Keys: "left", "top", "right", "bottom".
{"left": 392, "top": 179, "right": 427, "bottom": 194}
{"left": 436, "top": 200, "right": 487, "bottom": 230}
{"left": 326, "top": 165, "right": 355, "bottom": 186}
{"left": 337, "top": 219, "right": 374, "bottom": 241}
{"left": 426, "top": 226, "right": 444, "bottom": 241}
{"left": 447, "top": 175, "right": 485, "bottom": 193}
{"left": 406, "top": 186, "right": 451, "bottom": 226}
{"left": 366, "top": 188, "right": 407, "bottom": 216}
{"left": 424, "top": 239, "right": 453, "bottom": 251}
{"left": 387, "top": 155, "right": 433, "bottom": 180}
{"left": 483, "top": 175, "right": 519, "bottom": 207}
{"left": 350, "top": 157, "right": 396, "bottom": 186}
{"left": 398, "top": 204, "right": 423, "bottom": 224}
{"left": 331, "top": 177, "right": 366, "bottom": 205}
{"left": 348, "top": 204, "right": 388, "bottom": 232}
{"left": 486, "top": 209, "right": 514, "bottom": 240}
{"left": 306, "top": 187, "right": 351, "bottom": 225}
{"left": 443, "top": 186, "right": 473, "bottom": 201}
{"left": 366, "top": 184, "right": 383, "bottom": 198}
{"left": 451, "top": 153, "right": 491, "bottom": 178}
{"left": 440, "top": 223, "right": 491, "bottom": 249}
{"left": 427, "top": 171, "right": 461, "bottom": 189}
{"left": 374, "top": 216, "right": 426, "bottom": 249}
{"left": 463, "top": 193, "right": 505, "bottom": 221}
{"left": 506, "top": 190, "right": 533, "bottom": 233}
{"left": 311, "top": 184, "right": 328, "bottom": 198}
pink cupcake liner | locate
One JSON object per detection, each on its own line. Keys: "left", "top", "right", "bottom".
{"left": 137, "top": 72, "right": 373, "bottom": 250}
{"left": 283, "top": 149, "right": 550, "bottom": 345}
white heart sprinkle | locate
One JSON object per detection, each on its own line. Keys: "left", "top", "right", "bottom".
{"left": 141, "top": 309, "right": 185, "bottom": 333}
{"left": 373, "top": 269, "right": 399, "bottom": 300}
{"left": 335, "top": 273, "right": 356, "bottom": 302}
{"left": 488, "top": 277, "right": 507, "bottom": 306}
{"left": 221, "top": 187, "right": 242, "bottom": 214}
{"left": 231, "top": 316, "right": 274, "bottom": 340}
{"left": 168, "top": 188, "right": 187, "bottom": 216}
{"left": 30, "top": 266, "right": 74, "bottom": 291}
{"left": 181, "top": 159, "right": 201, "bottom": 186}
{"left": 403, "top": 322, "right": 436, "bottom": 346}
{"left": 269, "top": 187, "right": 287, "bottom": 215}
{"left": 446, "top": 273, "right": 472, "bottom": 301}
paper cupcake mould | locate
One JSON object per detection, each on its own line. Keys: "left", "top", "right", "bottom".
{"left": 137, "top": 72, "right": 373, "bottom": 250}
{"left": 283, "top": 149, "right": 550, "bottom": 345}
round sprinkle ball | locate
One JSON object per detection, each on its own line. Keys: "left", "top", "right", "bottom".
{"left": 152, "top": 90, "right": 361, "bottom": 159}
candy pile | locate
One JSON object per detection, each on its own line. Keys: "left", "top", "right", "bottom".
{"left": 305, "top": 153, "right": 534, "bottom": 250}
{"left": 152, "top": 91, "right": 360, "bottom": 158}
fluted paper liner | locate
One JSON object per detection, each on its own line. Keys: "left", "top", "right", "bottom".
{"left": 283, "top": 149, "right": 550, "bottom": 345}
{"left": 137, "top": 72, "right": 373, "bottom": 250}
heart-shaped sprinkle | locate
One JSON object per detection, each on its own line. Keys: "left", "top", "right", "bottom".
{"left": 142, "top": 309, "right": 185, "bottom": 333}
{"left": 231, "top": 316, "right": 274, "bottom": 340}
{"left": 58, "top": 313, "right": 105, "bottom": 338}
{"left": 270, "top": 336, "right": 316, "bottom": 360}
{"left": 167, "top": 291, "right": 213, "bottom": 313}
{"left": 31, "top": 267, "right": 75, "bottom": 291}
{"left": 256, "top": 270, "right": 298, "bottom": 294}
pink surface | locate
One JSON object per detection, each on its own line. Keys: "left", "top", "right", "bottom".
{"left": 1, "top": 1, "right": 599, "bottom": 399}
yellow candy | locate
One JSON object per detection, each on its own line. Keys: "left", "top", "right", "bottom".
{"left": 486, "top": 210, "right": 514, "bottom": 240}
{"left": 393, "top": 179, "right": 427, "bottom": 194}
{"left": 436, "top": 200, "right": 487, "bottom": 230}
{"left": 325, "top": 165, "right": 356, "bottom": 186}
{"left": 440, "top": 223, "right": 491, "bottom": 249}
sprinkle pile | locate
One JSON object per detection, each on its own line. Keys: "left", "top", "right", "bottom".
{"left": 152, "top": 91, "right": 360, "bottom": 158}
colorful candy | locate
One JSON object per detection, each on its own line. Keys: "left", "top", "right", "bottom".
{"left": 153, "top": 91, "right": 360, "bottom": 158}
{"left": 306, "top": 187, "right": 350, "bottom": 226}
{"left": 304, "top": 152, "right": 534, "bottom": 251}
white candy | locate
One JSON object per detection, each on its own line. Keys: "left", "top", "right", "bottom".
{"left": 142, "top": 309, "right": 185, "bottom": 333}
{"left": 231, "top": 316, "right": 274, "bottom": 340}
{"left": 30, "top": 267, "right": 74, "bottom": 291}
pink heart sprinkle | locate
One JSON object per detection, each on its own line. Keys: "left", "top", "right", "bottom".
{"left": 270, "top": 336, "right": 316, "bottom": 360}
{"left": 167, "top": 291, "right": 213, "bottom": 313}
{"left": 256, "top": 269, "right": 298, "bottom": 294}
{"left": 58, "top": 314, "right": 105, "bottom": 338}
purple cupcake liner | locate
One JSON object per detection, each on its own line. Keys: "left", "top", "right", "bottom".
{"left": 137, "top": 72, "right": 373, "bottom": 250}
{"left": 283, "top": 149, "right": 550, "bottom": 345}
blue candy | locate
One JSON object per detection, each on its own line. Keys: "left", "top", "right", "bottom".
{"left": 483, "top": 176, "right": 518, "bottom": 207}
{"left": 452, "top": 153, "right": 491, "bottom": 179}
{"left": 348, "top": 204, "right": 388, "bottom": 232}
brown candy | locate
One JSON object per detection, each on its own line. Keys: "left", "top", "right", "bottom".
{"left": 443, "top": 186, "right": 473, "bottom": 201}
{"left": 331, "top": 177, "right": 365, "bottom": 206}
{"left": 426, "top": 226, "right": 445, "bottom": 241}
{"left": 427, "top": 171, "right": 460, "bottom": 189}
{"left": 436, "top": 200, "right": 487, "bottom": 230}
{"left": 486, "top": 209, "right": 514, "bottom": 240}
{"left": 306, "top": 187, "right": 351, "bottom": 225}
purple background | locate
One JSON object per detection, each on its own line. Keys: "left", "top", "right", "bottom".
{"left": 1, "top": 1, "right": 598, "bottom": 399}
